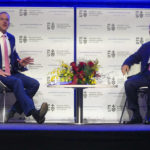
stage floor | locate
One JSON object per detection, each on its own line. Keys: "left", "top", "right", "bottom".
{"left": 0, "top": 123, "right": 150, "bottom": 131}
{"left": 1, "top": 123, "right": 150, "bottom": 150}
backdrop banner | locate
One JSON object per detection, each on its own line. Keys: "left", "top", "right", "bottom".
{"left": 0, "top": 7, "right": 149, "bottom": 123}
{"left": 0, "top": 7, "right": 74, "bottom": 123}
{"left": 77, "top": 8, "right": 150, "bottom": 123}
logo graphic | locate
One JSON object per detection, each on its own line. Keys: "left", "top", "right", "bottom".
{"left": 135, "top": 11, "right": 144, "bottom": 18}
{"left": 19, "top": 36, "right": 27, "bottom": 43}
{"left": 136, "top": 37, "right": 144, "bottom": 45}
{"left": 107, "top": 50, "right": 116, "bottom": 58}
{"left": 108, "top": 104, "right": 122, "bottom": 112}
{"left": 108, "top": 105, "right": 122, "bottom": 112}
{"left": 107, "top": 24, "right": 115, "bottom": 31}
{"left": 108, "top": 105, "right": 116, "bottom": 112}
{"left": 112, "top": 77, "right": 116, "bottom": 86}
{"left": 79, "top": 36, "right": 87, "bottom": 44}
{"left": 107, "top": 76, "right": 118, "bottom": 87}
{"left": 107, "top": 76, "right": 116, "bottom": 85}
{"left": 47, "top": 22, "right": 55, "bottom": 30}
{"left": 47, "top": 49, "right": 55, "bottom": 57}
{"left": 48, "top": 104, "right": 55, "bottom": 112}
{"left": 19, "top": 9, "right": 27, "bottom": 16}
{"left": 79, "top": 9, "right": 87, "bottom": 18}
{"left": 83, "top": 91, "right": 87, "bottom": 98}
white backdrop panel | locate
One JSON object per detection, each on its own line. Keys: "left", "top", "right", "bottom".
{"left": 0, "top": 7, "right": 150, "bottom": 123}
{"left": 77, "top": 8, "right": 150, "bottom": 123}
{"left": 0, "top": 7, "right": 74, "bottom": 123}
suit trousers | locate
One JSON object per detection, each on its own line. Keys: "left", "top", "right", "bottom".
{"left": 125, "top": 73, "right": 150, "bottom": 111}
{"left": 0, "top": 72, "right": 39, "bottom": 116}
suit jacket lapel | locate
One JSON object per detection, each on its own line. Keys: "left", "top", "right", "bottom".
{"left": 7, "top": 34, "right": 13, "bottom": 54}
{"left": 7, "top": 34, "right": 14, "bottom": 66}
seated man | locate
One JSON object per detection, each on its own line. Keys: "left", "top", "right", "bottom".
{"left": 121, "top": 40, "right": 150, "bottom": 124}
{"left": 0, "top": 11, "right": 48, "bottom": 124}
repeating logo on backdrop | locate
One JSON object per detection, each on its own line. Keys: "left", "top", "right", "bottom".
{"left": 48, "top": 104, "right": 55, "bottom": 112}
{"left": 19, "top": 9, "right": 28, "bottom": 16}
{"left": 83, "top": 91, "right": 87, "bottom": 99}
{"left": 107, "top": 76, "right": 116, "bottom": 86}
{"left": 79, "top": 37, "right": 87, "bottom": 44}
{"left": 135, "top": 11, "right": 144, "bottom": 18}
{"left": 107, "top": 50, "right": 116, "bottom": 58}
{"left": 107, "top": 24, "right": 115, "bottom": 31}
{"left": 47, "top": 49, "right": 55, "bottom": 57}
{"left": 19, "top": 36, "right": 28, "bottom": 43}
{"left": 47, "top": 22, "right": 55, "bottom": 30}
{"left": 107, "top": 104, "right": 121, "bottom": 112}
{"left": 136, "top": 37, "right": 144, "bottom": 45}
{"left": 79, "top": 10, "right": 87, "bottom": 18}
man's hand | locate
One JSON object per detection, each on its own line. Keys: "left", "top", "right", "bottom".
{"left": 0, "top": 69, "right": 10, "bottom": 77}
{"left": 121, "top": 65, "right": 130, "bottom": 75}
{"left": 17, "top": 57, "right": 34, "bottom": 67}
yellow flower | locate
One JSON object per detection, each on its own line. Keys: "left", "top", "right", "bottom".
{"left": 90, "top": 79, "right": 96, "bottom": 85}
{"left": 60, "top": 78, "right": 65, "bottom": 82}
{"left": 51, "top": 76, "right": 55, "bottom": 82}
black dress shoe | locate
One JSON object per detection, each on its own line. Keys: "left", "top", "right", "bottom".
{"left": 124, "top": 117, "right": 142, "bottom": 124}
{"left": 144, "top": 111, "right": 150, "bottom": 124}
{"left": 38, "top": 117, "right": 45, "bottom": 124}
{"left": 4, "top": 110, "right": 16, "bottom": 123}
{"left": 144, "top": 119, "right": 150, "bottom": 124}
{"left": 31, "top": 102, "right": 48, "bottom": 124}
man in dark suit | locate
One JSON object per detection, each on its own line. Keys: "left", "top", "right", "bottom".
{"left": 0, "top": 11, "right": 48, "bottom": 124}
{"left": 122, "top": 39, "right": 150, "bottom": 124}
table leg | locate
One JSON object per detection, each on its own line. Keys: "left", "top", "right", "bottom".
{"left": 75, "top": 88, "right": 83, "bottom": 124}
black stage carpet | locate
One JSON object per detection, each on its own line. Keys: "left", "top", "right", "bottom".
{"left": 0, "top": 123, "right": 150, "bottom": 150}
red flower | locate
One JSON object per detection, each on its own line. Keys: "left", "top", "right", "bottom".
{"left": 69, "top": 60, "right": 99, "bottom": 85}
{"left": 79, "top": 70, "right": 85, "bottom": 76}
{"left": 72, "top": 66, "right": 78, "bottom": 73}
{"left": 70, "top": 62, "right": 76, "bottom": 67}
{"left": 79, "top": 62, "right": 86, "bottom": 67}
{"left": 93, "top": 71, "right": 96, "bottom": 76}
{"left": 70, "top": 62, "right": 79, "bottom": 73}
{"left": 69, "top": 75, "right": 78, "bottom": 84}
{"left": 78, "top": 70, "right": 85, "bottom": 79}
{"left": 88, "top": 61, "right": 94, "bottom": 67}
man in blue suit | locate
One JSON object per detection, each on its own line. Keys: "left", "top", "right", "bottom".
{"left": 0, "top": 11, "right": 48, "bottom": 124}
{"left": 122, "top": 39, "right": 150, "bottom": 124}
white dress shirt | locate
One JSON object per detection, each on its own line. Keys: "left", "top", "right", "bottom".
{"left": 0, "top": 31, "right": 11, "bottom": 69}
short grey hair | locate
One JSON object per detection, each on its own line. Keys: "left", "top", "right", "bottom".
{"left": 0, "top": 11, "right": 10, "bottom": 20}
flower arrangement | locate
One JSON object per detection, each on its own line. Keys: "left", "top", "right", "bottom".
{"left": 48, "top": 61, "right": 73, "bottom": 85}
{"left": 48, "top": 59, "right": 100, "bottom": 85}
{"left": 70, "top": 59, "right": 100, "bottom": 85}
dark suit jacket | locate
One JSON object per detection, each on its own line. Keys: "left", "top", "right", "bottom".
{"left": 0, "top": 32, "right": 27, "bottom": 73}
{"left": 122, "top": 42, "right": 150, "bottom": 73}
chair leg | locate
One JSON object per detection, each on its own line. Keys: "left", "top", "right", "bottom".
{"left": 119, "top": 100, "right": 127, "bottom": 124}
{"left": 2, "top": 90, "right": 6, "bottom": 123}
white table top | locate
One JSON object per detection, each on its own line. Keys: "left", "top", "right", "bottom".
{"left": 47, "top": 84, "right": 117, "bottom": 88}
